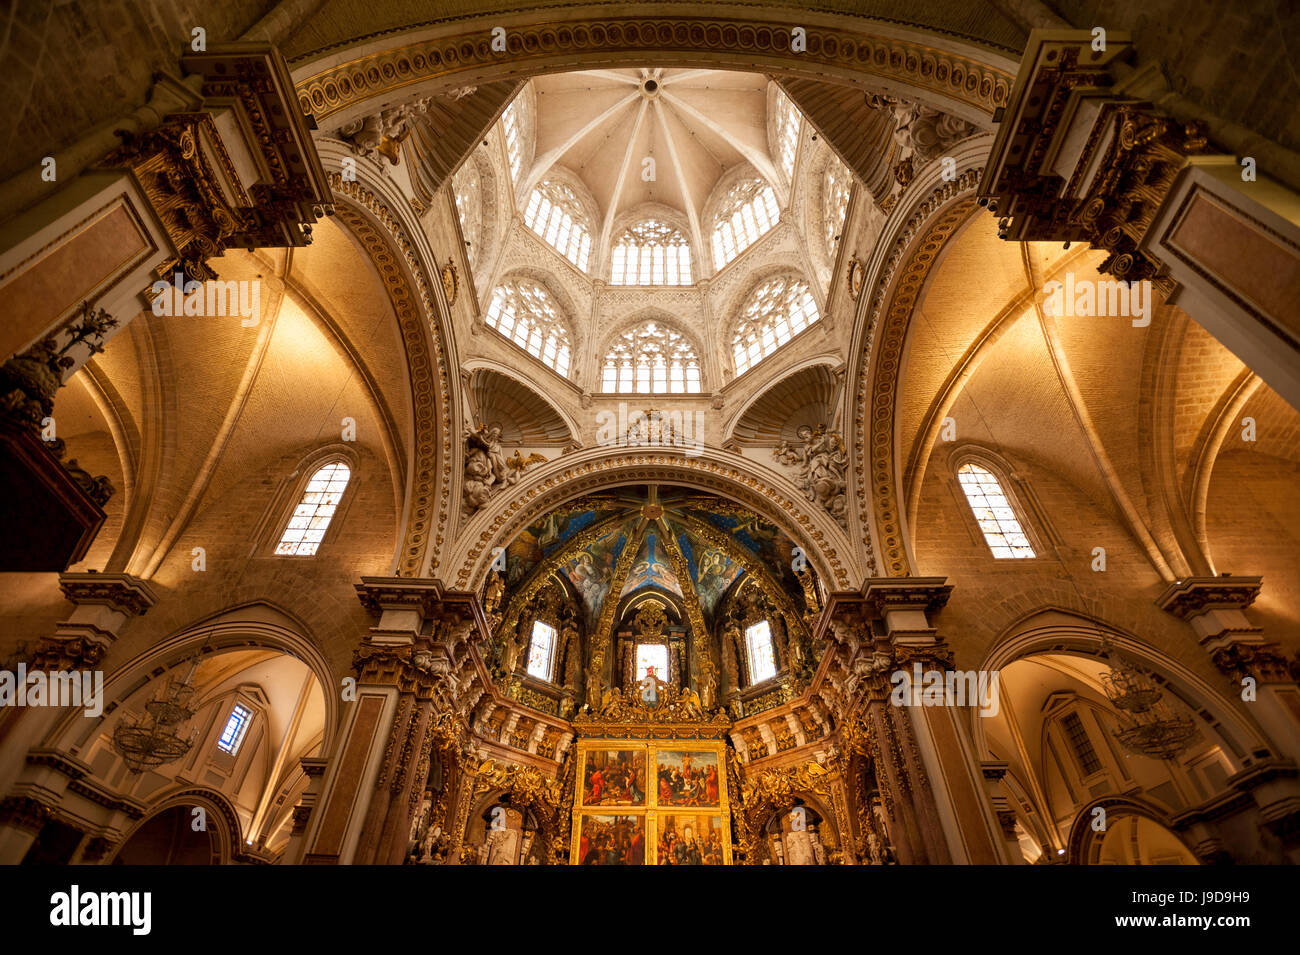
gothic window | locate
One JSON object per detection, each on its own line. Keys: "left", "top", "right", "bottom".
{"left": 217, "top": 704, "right": 252, "bottom": 756}
{"left": 485, "top": 281, "right": 573, "bottom": 376}
{"left": 610, "top": 219, "right": 692, "bottom": 286}
{"left": 822, "top": 159, "right": 851, "bottom": 256}
{"left": 523, "top": 180, "right": 592, "bottom": 270}
{"left": 956, "top": 463, "right": 1035, "bottom": 558}
{"left": 453, "top": 161, "right": 482, "bottom": 269}
{"left": 502, "top": 100, "right": 525, "bottom": 184}
{"left": 636, "top": 643, "right": 669, "bottom": 683}
{"left": 773, "top": 89, "right": 802, "bottom": 183}
{"left": 745, "top": 620, "right": 777, "bottom": 684}
{"left": 731, "top": 276, "right": 820, "bottom": 375}
{"left": 1061, "top": 711, "right": 1103, "bottom": 776}
{"left": 275, "top": 462, "right": 351, "bottom": 556}
{"left": 526, "top": 620, "right": 557, "bottom": 680}
{"left": 601, "top": 320, "right": 701, "bottom": 394}
{"left": 711, "top": 178, "right": 780, "bottom": 268}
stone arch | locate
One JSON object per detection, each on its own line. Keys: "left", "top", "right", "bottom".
{"left": 107, "top": 787, "right": 245, "bottom": 865}
{"left": 1064, "top": 793, "right": 1197, "bottom": 866}
{"left": 447, "top": 446, "right": 861, "bottom": 593}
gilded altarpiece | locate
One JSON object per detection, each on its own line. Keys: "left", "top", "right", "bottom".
{"left": 568, "top": 682, "right": 733, "bottom": 865}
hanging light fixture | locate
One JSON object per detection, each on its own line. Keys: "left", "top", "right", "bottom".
{"left": 1098, "top": 636, "right": 1200, "bottom": 761}
{"left": 112, "top": 648, "right": 204, "bottom": 774}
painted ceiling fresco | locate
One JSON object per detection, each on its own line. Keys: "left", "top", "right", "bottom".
{"left": 488, "top": 486, "right": 816, "bottom": 635}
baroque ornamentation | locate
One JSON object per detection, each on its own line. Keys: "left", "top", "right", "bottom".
{"left": 866, "top": 93, "right": 979, "bottom": 165}
{"left": 462, "top": 424, "right": 546, "bottom": 513}
{"left": 773, "top": 424, "right": 850, "bottom": 530}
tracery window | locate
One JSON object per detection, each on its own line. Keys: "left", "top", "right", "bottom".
{"left": 711, "top": 178, "right": 780, "bottom": 269}
{"left": 773, "top": 90, "right": 801, "bottom": 183}
{"left": 523, "top": 180, "right": 592, "bottom": 270}
{"left": 526, "top": 620, "right": 557, "bottom": 680}
{"left": 485, "top": 281, "right": 573, "bottom": 376}
{"left": 956, "top": 463, "right": 1035, "bottom": 558}
{"left": 822, "top": 159, "right": 851, "bottom": 256}
{"left": 610, "top": 219, "right": 692, "bottom": 286}
{"left": 275, "top": 462, "right": 350, "bottom": 556}
{"left": 217, "top": 704, "right": 252, "bottom": 755}
{"left": 601, "top": 320, "right": 701, "bottom": 394}
{"left": 745, "top": 621, "right": 777, "bottom": 684}
{"left": 1061, "top": 711, "right": 1103, "bottom": 776}
{"left": 502, "top": 100, "right": 524, "bottom": 184}
{"left": 731, "top": 276, "right": 820, "bottom": 375}
{"left": 452, "top": 161, "right": 482, "bottom": 268}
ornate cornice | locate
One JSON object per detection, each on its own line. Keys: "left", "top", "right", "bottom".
{"left": 293, "top": 15, "right": 1012, "bottom": 125}
{"left": 861, "top": 577, "right": 952, "bottom": 616}
{"left": 328, "top": 174, "right": 454, "bottom": 575}
{"left": 1156, "top": 576, "right": 1263, "bottom": 620}
{"left": 58, "top": 572, "right": 157, "bottom": 617}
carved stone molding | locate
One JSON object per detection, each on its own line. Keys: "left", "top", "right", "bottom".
{"left": 1156, "top": 576, "right": 1263, "bottom": 620}
{"left": 1209, "top": 643, "right": 1293, "bottom": 684}
{"left": 58, "top": 572, "right": 157, "bottom": 617}
{"left": 295, "top": 16, "right": 1012, "bottom": 126}
{"left": 0, "top": 795, "right": 50, "bottom": 833}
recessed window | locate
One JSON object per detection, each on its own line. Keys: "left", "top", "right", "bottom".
{"left": 502, "top": 100, "right": 525, "bottom": 184}
{"left": 452, "top": 161, "right": 482, "bottom": 269}
{"left": 485, "top": 280, "right": 572, "bottom": 376}
{"left": 1061, "top": 711, "right": 1102, "bottom": 775}
{"left": 773, "top": 89, "right": 802, "bottom": 183}
{"left": 822, "top": 159, "right": 851, "bottom": 256}
{"left": 523, "top": 180, "right": 592, "bottom": 270}
{"left": 745, "top": 621, "right": 777, "bottom": 684}
{"left": 526, "top": 620, "right": 557, "bottom": 680}
{"left": 217, "top": 704, "right": 252, "bottom": 756}
{"left": 610, "top": 219, "right": 691, "bottom": 286}
{"left": 732, "top": 276, "right": 820, "bottom": 375}
{"left": 636, "top": 643, "right": 669, "bottom": 682}
{"left": 711, "top": 178, "right": 780, "bottom": 268}
{"left": 957, "top": 463, "right": 1035, "bottom": 558}
{"left": 276, "top": 462, "right": 350, "bottom": 556}
{"left": 601, "top": 320, "right": 701, "bottom": 394}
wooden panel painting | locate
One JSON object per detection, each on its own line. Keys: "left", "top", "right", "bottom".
{"left": 655, "top": 749, "right": 720, "bottom": 807}
{"left": 581, "top": 748, "right": 646, "bottom": 806}
{"left": 576, "top": 814, "right": 646, "bottom": 865}
{"left": 658, "top": 814, "right": 726, "bottom": 865}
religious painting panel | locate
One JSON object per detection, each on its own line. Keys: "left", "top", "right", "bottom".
{"left": 574, "top": 814, "right": 647, "bottom": 865}
{"left": 655, "top": 749, "right": 721, "bottom": 808}
{"left": 580, "top": 748, "right": 646, "bottom": 806}
{"left": 657, "top": 814, "right": 726, "bottom": 865}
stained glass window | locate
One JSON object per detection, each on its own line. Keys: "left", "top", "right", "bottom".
{"left": 276, "top": 462, "right": 350, "bottom": 556}
{"left": 217, "top": 704, "right": 252, "bottom": 755}
{"left": 601, "top": 320, "right": 701, "bottom": 394}
{"left": 523, "top": 180, "right": 593, "bottom": 270}
{"left": 957, "top": 463, "right": 1035, "bottom": 558}
{"left": 745, "top": 621, "right": 777, "bottom": 684}
{"left": 731, "top": 276, "right": 820, "bottom": 375}
{"left": 711, "top": 179, "right": 780, "bottom": 268}
{"left": 485, "top": 281, "right": 573, "bottom": 376}
{"left": 526, "top": 620, "right": 557, "bottom": 680}
{"left": 773, "top": 89, "right": 801, "bottom": 183}
{"left": 611, "top": 219, "right": 692, "bottom": 286}
{"left": 636, "top": 643, "right": 669, "bottom": 683}
{"left": 502, "top": 100, "right": 524, "bottom": 184}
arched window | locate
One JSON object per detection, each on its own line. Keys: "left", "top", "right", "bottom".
{"left": 822, "top": 159, "right": 851, "bottom": 256}
{"left": 452, "top": 161, "right": 482, "bottom": 269}
{"left": 523, "top": 180, "right": 592, "bottom": 271}
{"left": 502, "top": 99, "right": 525, "bottom": 184}
{"left": 275, "top": 462, "right": 351, "bottom": 556}
{"left": 711, "top": 178, "right": 780, "bottom": 268}
{"left": 610, "top": 219, "right": 692, "bottom": 286}
{"left": 526, "top": 620, "right": 557, "bottom": 680}
{"left": 745, "top": 620, "right": 777, "bottom": 684}
{"left": 956, "top": 462, "right": 1036, "bottom": 558}
{"left": 773, "top": 89, "right": 802, "bottom": 182}
{"left": 485, "top": 281, "right": 573, "bottom": 376}
{"left": 601, "top": 320, "right": 701, "bottom": 394}
{"left": 731, "top": 276, "right": 820, "bottom": 375}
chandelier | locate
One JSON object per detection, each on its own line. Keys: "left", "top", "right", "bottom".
{"left": 1098, "top": 637, "right": 1200, "bottom": 761}
{"left": 112, "top": 650, "right": 203, "bottom": 774}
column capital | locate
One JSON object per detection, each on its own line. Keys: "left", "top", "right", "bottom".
{"left": 1156, "top": 576, "right": 1263, "bottom": 619}
{"left": 58, "top": 572, "right": 158, "bottom": 617}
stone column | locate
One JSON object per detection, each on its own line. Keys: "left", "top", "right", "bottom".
{"left": 301, "top": 578, "right": 481, "bottom": 865}
{"left": 979, "top": 761, "right": 1024, "bottom": 863}
{"left": 279, "top": 756, "right": 328, "bottom": 865}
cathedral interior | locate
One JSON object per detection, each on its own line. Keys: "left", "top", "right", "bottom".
{"left": 1, "top": 0, "right": 1299, "bottom": 871}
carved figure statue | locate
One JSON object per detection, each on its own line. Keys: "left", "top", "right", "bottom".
{"left": 462, "top": 425, "right": 547, "bottom": 512}
{"left": 773, "top": 424, "right": 849, "bottom": 528}
{"left": 865, "top": 94, "right": 978, "bottom": 164}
